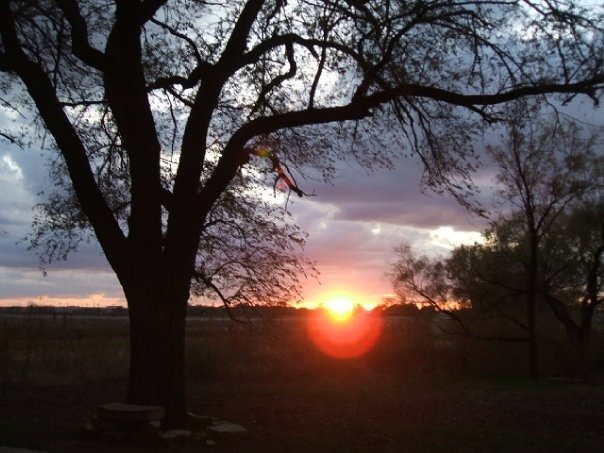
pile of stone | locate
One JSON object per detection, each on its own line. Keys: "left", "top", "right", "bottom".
{"left": 84, "top": 403, "right": 248, "bottom": 447}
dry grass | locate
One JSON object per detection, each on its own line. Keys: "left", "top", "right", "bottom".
{"left": 2, "top": 310, "right": 604, "bottom": 452}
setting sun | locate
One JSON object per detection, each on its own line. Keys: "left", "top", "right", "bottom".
{"left": 324, "top": 295, "right": 356, "bottom": 322}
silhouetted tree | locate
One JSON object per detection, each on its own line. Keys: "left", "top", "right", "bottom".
{"left": 29, "top": 156, "right": 316, "bottom": 311}
{"left": 444, "top": 195, "right": 604, "bottom": 375}
{"left": 537, "top": 199, "right": 604, "bottom": 373}
{"left": 487, "top": 111, "right": 597, "bottom": 378}
{"left": 389, "top": 241, "right": 530, "bottom": 341}
{"left": 444, "top": 226, "right": 529, "bottom": 332}
{"left": 395, "top": 121, "right": 603, "bottom": 376}
{"left": 1, "top": 0, "right": 603, "bottom": 426}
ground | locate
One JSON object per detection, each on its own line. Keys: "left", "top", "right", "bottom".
{"left": 1, "top": 311, "right": 604, "bottom": 451}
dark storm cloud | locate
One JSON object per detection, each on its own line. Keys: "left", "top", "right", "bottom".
{"left": 294, "top": 154, "right": 480, "bottom": 230}
{"left": 331, "top": 200, "right": 472, "bottom": 228}
{"left": 0, "top": 266, "right": 122, "bottom": 299}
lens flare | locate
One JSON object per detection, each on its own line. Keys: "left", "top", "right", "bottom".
{"left": 307, "top": 304, "right": 383, "bottom": 359}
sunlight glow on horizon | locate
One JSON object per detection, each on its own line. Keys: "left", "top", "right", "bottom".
{"left": 306, "top": 287, "right": 382, "bottom": 312}
{"left": 0, "top": 294, "right": 126, "bottom": 308}
{"left": 323, "top": 294, "right": 356, "bottom": 322}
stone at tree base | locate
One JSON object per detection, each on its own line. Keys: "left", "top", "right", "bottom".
{"left": 85, "top": 406, "right": 248, "bottom": 448}
{"left": 0, "top": 448, "right": 49, "bottom": 453}
{"left": 207, "top": 421, "right": 249, "bottom": 437}
{"left": 193, "top": 430, "right": 209, "bottom": 442}
{"left": 85, "top": 415, "right": 130, "bottom": 433}
{"left": 188, "top": 412, "right": 215, "bottom": 429}
{"left": 160, "top": 430, "right": 191, "bottom": 444}
{"left": 100, "top": 430, "right": 128, "bottom": 442}
{"left": 128, "top": 428, "right": 156, "bottom": 444}
{"left": 145, "top": 420, "right": 162, "bottom": 434}
{"left": 97, "top": 403, "right": 165, "bottom": 422}
{"left": 85, "top": 404, "right": 166, "bottom": 445}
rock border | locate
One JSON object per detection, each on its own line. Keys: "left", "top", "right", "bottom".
{"left": 84, "top": 403, "right": 249, "bottom": 447}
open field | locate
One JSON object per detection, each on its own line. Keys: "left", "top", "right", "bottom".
{"left": 2, "top": 309, "right": 604, "bottom": 452}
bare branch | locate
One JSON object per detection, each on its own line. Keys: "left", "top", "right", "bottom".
{"left": 218, "top": 0, "right": 266, "bottom": 69}
{"left": 55, "top": 0, "right": 106, "bottom": 70}
{"left": 139, "top": 0, "right": 169, "bottom": 25}
{"left": 368, "top": 78, "right": 604, "bottom": 109}
{"left": 0, "top": 0, "right": 127, "bottom": 272}
{"left": 147, "top": 65, "right": 212, "bottom": 92}
{"left": 193, "top": 271, "right": 247, "bottom": 323}
{"left": 0, "top": 131, "right": 20, "bottom": 145}
{"left": 149, "top": 17, "right": 203, "bottom": 65}
{"left": 251, "top": 42, "right": 297, "bottom": 114}
{"left": 59, "top": 99, "right": 104, "bottom": 108}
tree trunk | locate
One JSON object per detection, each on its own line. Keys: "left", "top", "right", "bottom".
{"left": 527, "top": 231, "right": 539, "bottom": 380}
{"left": 574, "top": 304, "right": 595, "bottom": 376}
{"left": 527, "top": 294, "right": 539, "bottom": 380}
{"left": 124, "top": 279, "right": 189, "bottom": 429}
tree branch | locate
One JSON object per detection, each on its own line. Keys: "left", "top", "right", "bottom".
{"left": 368, "top": 77, "right": 604, "bottom": 108}
{"left": 251, "top": 42, "right": 297, "bottom": 114}
{"left": 0, "top": 1, "right": 127, "bottom": 271}
{"left": 149, "top": 17, "right": 203, "bottom": 63}
{"left": 218, "top": 0, "right": 266, "bottom": 70}
{"left": 59, "top": 99, "right": 105, "bottom": 108}
{"left": 193, "top": 271, "right": 246, "bottom": 323}
{"left": 147, "top": 64, "right": 211, "bottom": 92}
{"left": 55, "top": 0, "right": 106, "bottom": 70}
{"left": 139, "top": 0, "right": 169, "bottom": 25}
{"left": 105, "top": 3, "right": 165, "bottom": 252}
{"left": 240, "top": 33, "right": 367, "bottom": 73}
{"left": 0, "top": 130, "right": 19, "bottom": 145}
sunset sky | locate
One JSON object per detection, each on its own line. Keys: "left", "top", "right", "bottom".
{"left": 0, "top": 98, "right": 601, "bottom": 308}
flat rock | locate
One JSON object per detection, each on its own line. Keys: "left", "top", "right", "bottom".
{"left": 160, "top": 429, "right": 191, "bottom": 443}
{"left": 207, "top": 421, "right": 249, "bottom": 437}
{"left": 100, "top": 430, "right": 128, "bottom": 442}
{"left": 188, "top": 412, "right": 214, "bottom": 429}
{"left": 0, "top": 448, "right": 49, "bottom": 453}
{"left": 97, "top": 403, "right": 165, "bottom": 422}
{"left": 85, "top": 415, "right": 124, "bottom": 433}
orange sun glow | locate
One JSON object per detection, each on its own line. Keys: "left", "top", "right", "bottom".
{"left": 307, "top": 293, "right": 383, "bottom": 359}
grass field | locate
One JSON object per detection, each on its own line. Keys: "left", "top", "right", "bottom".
{"left": 1, "top": 309, "right": 604, "bottom": 452}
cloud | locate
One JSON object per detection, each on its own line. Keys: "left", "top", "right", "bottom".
{"left": 286, "top": 158, "right": 489, "bottom": 307}
{"left": 0, "top": 266, "right": 123, "bottom": 299}
{"left": 293, "top": 155, "right": 480, "bottom": 230}
{"left": 0, "top": 149, "right": 42, "bottom": 271}
{"left": 0, "top": 153, "right": 35, "bottom": 227}
{"left": 0, "top": 144, "right": 122, "bottom": 305}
